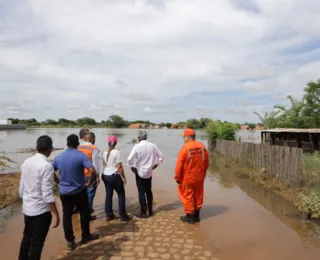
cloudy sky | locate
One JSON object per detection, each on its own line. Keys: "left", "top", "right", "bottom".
{"left": 0, "top": 0, "right": 319, "bottom": 123}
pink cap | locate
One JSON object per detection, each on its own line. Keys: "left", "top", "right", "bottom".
{"left": 108, "top": 135, "right": 117, "bottom": 144}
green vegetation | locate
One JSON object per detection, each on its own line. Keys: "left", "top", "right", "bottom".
{"left": 206, "top": 121, "right": 239, "bottom": 141}
{"left": 0, "top": 155, "right": 12, "bottom": 172}
{"left": 296, "top": 191, "right": 320, "bottom": 219}
{"left": 9, "top": 116, "right": 217, "bottom": 129}
{"left": 254, "top": 79, "right": 320, "bottom": 129}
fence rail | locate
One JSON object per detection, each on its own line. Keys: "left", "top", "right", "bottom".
{"left": 209, "top": 139, "right": 303, "bottom": 185}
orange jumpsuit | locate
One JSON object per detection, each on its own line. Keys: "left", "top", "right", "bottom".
{"left": 175, "top": 140, "right": 209, "bottom": 215}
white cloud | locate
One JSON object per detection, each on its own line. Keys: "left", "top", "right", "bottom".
{"left": 0, "top": 0, "right": 319, "bottom": 122}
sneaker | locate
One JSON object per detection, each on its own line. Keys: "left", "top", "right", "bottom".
{"left": 106, "top": 214, "right": 118, "bottom": 221}
{"left": 120, "top": 214, "right": 133, "bottom": 222}
{"left": 180, "top": 214, "right": 196, "bottom": 225}
{"left": 89, "top": 215, "right": 96, "bottom": 221}
{"left": 67, "top": 240, "right": 76, "bottom": 251}
{"left": 81, "top": 234, "right": 100, "bottom": 245}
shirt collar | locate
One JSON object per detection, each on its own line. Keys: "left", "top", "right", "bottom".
{"left": 83, "top": 141, "right": 93, "bottom": 145}
{"left": 35, "top": 153, "right": 49, "bottom": 161}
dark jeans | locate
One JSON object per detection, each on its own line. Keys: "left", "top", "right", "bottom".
{"left": 135, "top": 174, "right": 153, "bottom": 209}
{"left": 102, "top": 173, "right": 127, "bottom": 218}
{"left": 60, "top": 189, "right": 91, "bottom": 242}
{"left": 18, "top": 211, "right": 52, "bottom": 260}
{"left": 84, "top": 177, "right": 97, "bottom": 214}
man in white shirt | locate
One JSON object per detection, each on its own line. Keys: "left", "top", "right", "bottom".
{"left": 18, "top": 135, "right": 60, "bottom": 260}
{"left": 127, "top": 130, "right": 164, "bottom": 218}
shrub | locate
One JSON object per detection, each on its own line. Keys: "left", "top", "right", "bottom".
{"left": 296, "top": 191, "right": 320, "bottom": 219}
{"left": 206, "top": 121, "right": 238, "bottom": 141}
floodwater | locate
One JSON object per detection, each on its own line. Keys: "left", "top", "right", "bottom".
{"left": 0, "top": 128, "right": 319, "bottom": 260}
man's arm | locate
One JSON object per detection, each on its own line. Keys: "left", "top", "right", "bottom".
{"left": 127, "top": 146, "right": 137, "bottom": 173}
{"left": 42, "top": 165, "right": 60, "bottom": 228}
{"left": 83, "top": 155, "right": 97, "bottom": 187}
{"left": 19, "top": 170, "right": 24, "bottom": 198}
{"left": 92, "top": 149, "right": 100, "bottom": 185}
{"left": 175, "top": 147, "right": 186, "bottom": 184}
{"left": 153, "top": 145, "right": 164, "bottom": 170}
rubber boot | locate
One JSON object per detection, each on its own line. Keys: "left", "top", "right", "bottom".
{"left": 148, "top": 203, "right": 154, "bottom": 217}
{"left": 180, "top": 214, "right": 196, "bottom": 224}
{"left": 195, "top": 210, "right": 200, "bottom": 223}
{"left": 136, "top": 205, "right": 148, "bottom": 219}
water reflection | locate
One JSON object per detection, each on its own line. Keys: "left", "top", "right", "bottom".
{"left": 209, "top": 155, "right": 320, "bottom": 247}
{"left": 0, "top": 201, "right": 22, "bottom": 233}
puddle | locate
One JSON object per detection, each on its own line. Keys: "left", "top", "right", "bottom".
{"left": 0, "top": 201, "right": 22, "bottom": 233}
{"left": 210, "top": 156, "right": 320, "bottom": 247}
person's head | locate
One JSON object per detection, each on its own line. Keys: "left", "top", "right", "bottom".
{"left": 85, "top": 132, "right": 96, "bottom": 145}
{"left": 36, "top": 135, "right": 53, "bottom": 157}
{"left": 67, "top": 134, "right": 80, "bottom": 149}
{"left": 181, "top": 128, "right": 196, "bottom": 144}
{"left": 79, "top": 128, "right": 89, "bottom": 140}
{"left": 137, "top": 130, "right": 147, "bottom": 142}
{"left": 108, "top": 136, "right": 117, "bottom": 148}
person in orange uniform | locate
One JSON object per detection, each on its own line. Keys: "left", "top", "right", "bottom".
{"left": 175, "top": 128, "right": 209, "bottom": 224}
{"left": 78, "top": 132, "right": 100, "bottom": 221}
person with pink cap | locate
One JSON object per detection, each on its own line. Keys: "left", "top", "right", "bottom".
{"left": 101, "top": 136, "right": 132, "bottom": 222}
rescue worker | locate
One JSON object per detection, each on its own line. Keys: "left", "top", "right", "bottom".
{"left": 175, "top": 128, "right": 209, "bottom": 224}
{"left": 78, "top": 132, "right": 100, "bottom": 221}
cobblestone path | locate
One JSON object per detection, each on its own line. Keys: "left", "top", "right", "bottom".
{"left": 54, "top": 200, "right": 218, "bottom": 260}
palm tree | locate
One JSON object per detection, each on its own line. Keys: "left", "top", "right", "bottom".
{"left": 253, "top": 110, "right": 281, "bottom": 129}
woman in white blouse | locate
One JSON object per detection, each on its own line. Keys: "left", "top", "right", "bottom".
{"left": 102, "top": 136, "right": 132, "bottom": 222}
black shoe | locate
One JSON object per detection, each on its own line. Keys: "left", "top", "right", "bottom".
{"left": 106, "top": 214, "right": 118, "bottom": 221}
{"left": 89, "top": 215, "right": 96, "bottom": 221}
{"left": 81, "top": 234, "right": 100, "bottom": 245}
{"left": 120, "top": 214, "right": 133, "bottom": 222}
{"left": 67, "top": 240, "right": 76, "bottom": 251}
{"left": 136, "top": 205, "right": 148, "bottom": 219}
{"left": 195, "top": 210, "right": 200, "bottom": 223}
{"left": 136, "top": 213, "right": 148, "bottom": 219}
{"left": 180, "top": 214, "right": 196, "bottom": 225}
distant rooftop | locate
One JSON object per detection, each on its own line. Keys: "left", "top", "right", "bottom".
{"left": 262, "top": 128, "right": 320, "bottom": 133}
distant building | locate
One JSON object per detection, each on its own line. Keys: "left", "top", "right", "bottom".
{"left": 128, "top": 123, "right": 147, "bottom": 129}
{"left": 0, "top": 119, "right": 26, "bottom": 130}
{"left": 240, "top": 124, "right": 265, "bottom": 131}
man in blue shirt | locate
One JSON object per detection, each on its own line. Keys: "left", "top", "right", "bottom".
{"left": 53, "top": 134, "right": 99, "bottom": 251}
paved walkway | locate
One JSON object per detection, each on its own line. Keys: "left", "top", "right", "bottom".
{"left": 54, "top": 199, "right": 218, "bottom": 260}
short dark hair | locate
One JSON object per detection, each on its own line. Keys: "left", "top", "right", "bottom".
{"left": 87, "top": 132, "right": 95, "bottom": 138}
{"left": 79, "top": 128, "right": 89, "bottom": 139}
{"left": 67, "top": 134, "right": 80, "bottom": 148}
{"left": 37, "top": 135, "right": 53, "bottom": 153}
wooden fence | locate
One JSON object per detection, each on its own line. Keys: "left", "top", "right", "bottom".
{"left": 209, "top": 139, "right": 303, "bottom": 185}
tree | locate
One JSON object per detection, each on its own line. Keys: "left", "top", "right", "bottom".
{"left": 253, "top": 110, "right": 281, "bottom": 129}
{"left": 302, "top": 79, "right": 320, "bottom": 128}
{"left": 76, "top": 117, "right": 96, "bottom": 126}
{"left": 165, "top": 123, "right": 172, "bottom": 128}
{"left": 247, "top": 123, "right": 256, "bottom": 129}
{"left": 199, "top": 118, "right": 212, "bottom": 128}
{"left": 186, "top": 119, "right": 201, "bottom": 129}
{"left": 206, "top": 121, "right": 238, "bottom": 141}
{"left": 274, "top": 95, "right": 311, "bottom": 128}
{"left": 108, "top": 115, "right": 127, "bottom": 128}
{"left": 58, "top": 118, "right": 74, "bottom": 126}
{"left": 44, "top": 119, "right": 58, "bottom": 125}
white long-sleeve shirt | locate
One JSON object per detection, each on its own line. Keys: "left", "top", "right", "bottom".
{"left": 83, "top": 141, "right": 100, "bottom": 174}
{"left": 127, "top": 140, "right": 164, "bottom": 179}
{"left": 19, "top": 153, "right": 55, "bottom": 216}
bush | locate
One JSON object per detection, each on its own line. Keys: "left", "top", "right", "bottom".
{"left": 296, "top": 191, "right": 320, "bottom": 219}
{"left": 206, "top": 121, "right": 238, "bottom": 141}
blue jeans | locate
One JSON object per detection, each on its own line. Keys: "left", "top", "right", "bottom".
{"left": 84, "top": 177, "right": 97, "bottom": 214}
{"left": 102, "top": 173, "right": 127, "bottom": 218}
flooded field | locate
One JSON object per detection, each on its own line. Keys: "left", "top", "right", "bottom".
{"left": 0, "top": 128, "right": 319, "bottom": 259}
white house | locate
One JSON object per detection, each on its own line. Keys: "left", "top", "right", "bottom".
{"left": 0, "top": 120, "right": 12, "bottom": 125}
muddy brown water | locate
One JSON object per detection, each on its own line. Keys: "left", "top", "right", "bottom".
{"left": 0, "top": 128, "right": 319, "bottom": 259}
